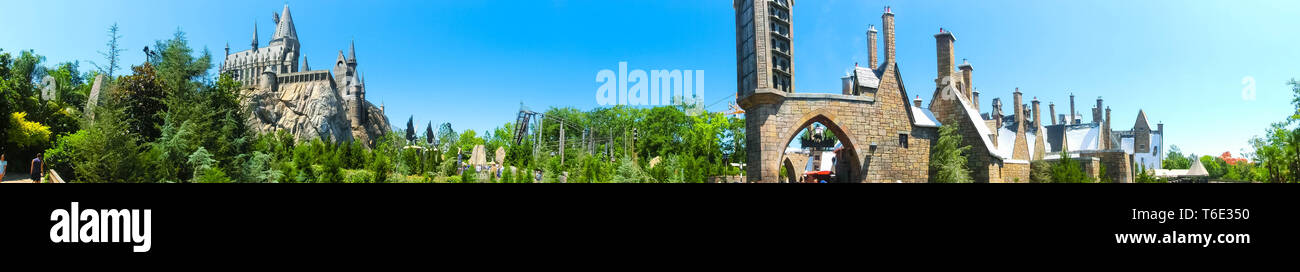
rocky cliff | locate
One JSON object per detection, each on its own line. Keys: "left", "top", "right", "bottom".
{"left": 241, "top": 81, "right": 390, "bottom": 145}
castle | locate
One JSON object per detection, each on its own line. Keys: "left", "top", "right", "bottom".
{"left": 219, "top": 5, "right": 390, "bottom": 145}
{"left": 735, "top": 1, "right": 1165, "bottom": 182}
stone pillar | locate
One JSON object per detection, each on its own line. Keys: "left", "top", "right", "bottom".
{"left": 868, "top": 25, "right": 878, "bottom": 70}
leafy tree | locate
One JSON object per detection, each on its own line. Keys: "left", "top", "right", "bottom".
{"left": 1163, "top": 145, "right": 1192, "bottom": 169}
{"left": 929, "top": 124, "right": 972, "bottom": 183}
{"left": 112, "top": 63, "right": 166, "bottom": 141}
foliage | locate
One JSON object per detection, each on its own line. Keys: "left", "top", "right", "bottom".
{"left": 1050, "top": 148, "right": 1093, "bottom": 183}
{"left": 7, "top": 112, "right": 51, "bottom": 151}
{"left": 1029, "top": 160, "right": 1052, "bottom": 183}
{"left": 1162, "top": 145, "right": 1192, "bottom": 169}
{"left": 929, "top": 124, "right": 972, "bottom": 183}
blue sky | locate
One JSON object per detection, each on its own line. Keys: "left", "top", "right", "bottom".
{"left": 2, "top": 0, "right": 1298, "bottom": 158}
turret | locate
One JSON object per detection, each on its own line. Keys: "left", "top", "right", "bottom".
{"left": 251, "top": 21, "right": 259, "bottom": 51}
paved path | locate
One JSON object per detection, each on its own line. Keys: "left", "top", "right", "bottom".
{"left": 0, "top": 173, "right": 40, "bottom": 183}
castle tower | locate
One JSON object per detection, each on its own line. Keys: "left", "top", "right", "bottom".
{"left": 734, "top": 0, "right": 794, "bottom": 99}
{"left": 867, "top": 25, "right": 877, "bottom": 70}
{"left": 334, "top": 50, "right": 349, "bottom": 89}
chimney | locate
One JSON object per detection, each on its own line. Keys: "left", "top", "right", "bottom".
{"left": 1032, "top": 97, "right": 1041, "bottom": 129}
{"left": 1013, "top": 88, "right": 1024, "bottom": 130}
{"left": 992, "top": 98, "right": 1003, "bottom": 126}
{"left": 841, "top": 74, "right": 854, "bottom": 95}
{"left": 1049, "top": 102, "right": 1057, "bottom": 125}
{"left": 1069, "top": 93, "right": 1076, "bottom": 125}
{"left": 959, "top": 59, "right": 974, "bottom": 101}
{"left": 972, "top": 89, "right": 981, "bottom": 111}
{"left": 913, "top": 95, "right": 923, "bottom": 108}
{"left": 1103, "top": 107, "right": 1112, "bottom": 150}
{"left": 991, "top": 98, "right": 1003, "bottom": 148}
{"left": 1094, "top": 97, "right": 1104, "bottom": 124}
{"left": 935, "top": 28, "right": 956, "bottom": 82}
{"left": 882, "top": 6, "right": 896, "bottom": 64}
{"left": 867, "top": 25, "right": 878, "bottom": 70}
{"left": 1158, "top": 122, "right": 1164, "bottom": 134}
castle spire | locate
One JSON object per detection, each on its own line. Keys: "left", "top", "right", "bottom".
{"left": 302, "top": 55, "right": 309, "bottom": 71}
{"left": 348, "top": 39, "right": 357, "bottom": 63}
{"left": 251, "top": 21, "right": 259, "bottom": 50}
{"left": 271, "top": 5, "right": 297, "bottom": 43}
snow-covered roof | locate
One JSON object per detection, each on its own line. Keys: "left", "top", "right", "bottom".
{"left": 945, "top": 80, "right": 1005, "bottom": 160}
{"left": 1064, "top": 124, "right": 1100, "bottom": 151}
{"left": 911, "top": 106, "right": 941, "bottom": 128}
{"left": 995, "top": 127, "right": 1037, "bottom": 160}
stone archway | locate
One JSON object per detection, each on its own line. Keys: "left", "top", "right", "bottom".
{"left": 776, "top": 113, "right": 862, "bottom": 183}
{"left": 781, "top": 157, "right": 798, "bottom": 183}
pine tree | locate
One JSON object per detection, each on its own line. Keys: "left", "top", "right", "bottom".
{"left": 929, "top": 124, "right": 972, "bottom": 183}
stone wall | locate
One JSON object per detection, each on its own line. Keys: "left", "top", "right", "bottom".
{"left": 1002, "top": 162, "right": 1031, "bottom": 183}
{"left": 1080, "top": 151, "right": 1133, "bottom": 183}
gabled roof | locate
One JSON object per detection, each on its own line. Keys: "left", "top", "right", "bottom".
{"left": 1134, "top": 109, "right": 1151, "bottom": 131}
{"left": 941, "top": 78, "right": 1006, "bottom": 160}
{"left": 272, "top": 5, "right": 297, "bottom": 42}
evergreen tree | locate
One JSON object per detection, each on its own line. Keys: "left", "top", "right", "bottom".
{"left": 929, "top": 124, "right": 972, "bottom": 183}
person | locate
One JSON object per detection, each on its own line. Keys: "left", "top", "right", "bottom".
{"left": 30, "top": 153, "right": 43, "bottom": 183}
{"left": 0, "top": 154, "right": 8, "bottom": 181}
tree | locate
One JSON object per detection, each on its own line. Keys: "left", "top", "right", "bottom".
{"left": 1163, "top": 145, "right": 1192, "bottom": 169}
{"left": 112, "top": 63, "right": 166, "bottom": 140}
{"left": 929, "top": 124, "right": 972, "bottom": 183}
{"left": 405, "top": 116, "right": 416, "bottom": 144}
{"left": 1051, "top": 148, "right": 1092, "bottom": 183}
{"left": 95, "top": 23, "right": 125, "bottom": 78}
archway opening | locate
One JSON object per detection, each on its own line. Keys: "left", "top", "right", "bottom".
{"left": 777, "top": 116, "right": 862, "bottom": 183}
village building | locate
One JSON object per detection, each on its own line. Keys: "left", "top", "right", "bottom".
{"left": 735, "top": 2, "right": 939, "bottom": 182}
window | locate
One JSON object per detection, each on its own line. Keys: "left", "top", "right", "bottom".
{"left": 899, "top": 134, "right": 909, "bottom": 148}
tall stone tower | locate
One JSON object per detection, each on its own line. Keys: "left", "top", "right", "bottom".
{"left": 734, "top": 0, "right": 794, "bottom": 100}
